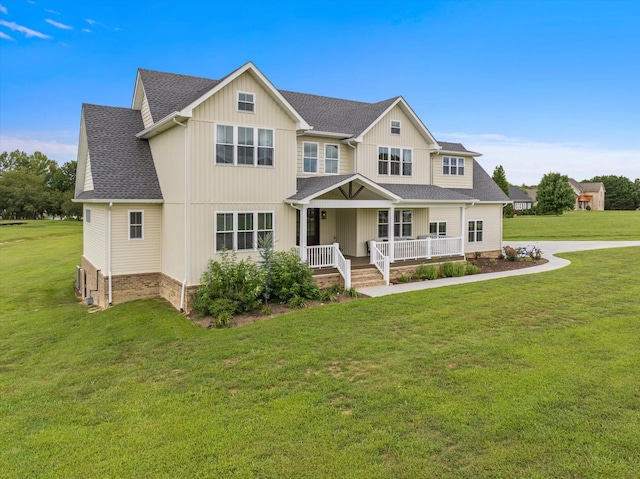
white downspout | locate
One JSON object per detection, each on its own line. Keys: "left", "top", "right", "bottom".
{"left": 173, "top": 118, "right": 189, "bottom": 312}
{"left": 345, "top": 140, "right": 357, "bottom": 172}
{"left": 108, "top": 201, "right": 113, "bottom": 306}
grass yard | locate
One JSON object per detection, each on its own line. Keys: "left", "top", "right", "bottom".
{"left": 504, "top": 210, "right": 640, "bottom": 241}
{"left": 1, "top": 221, "right": 640, "bottom": 478}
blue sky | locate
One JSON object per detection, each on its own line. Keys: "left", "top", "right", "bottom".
{"left": 0, "top": 0, "right": 638, "bottom": 185}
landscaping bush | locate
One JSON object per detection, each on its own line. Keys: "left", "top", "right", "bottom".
{"left": 193, "top": 251, "right": 264, "bottom": 315}
{"left": 465, "top": 262, "right": 480, "bottom": 275}
{"left": 415, "top": 263, "right": 438, "bottom": 280}
{"left": 441, "top": 261, "right": 465, "bottom": 277}
{"left": 503, "top": 245, "right": 519, "bottom": 261}
{"left": 267, "top": 249, "right": 319, "bottom": 303}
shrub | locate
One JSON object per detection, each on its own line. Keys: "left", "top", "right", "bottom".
{"left": 441, "top": 261, "right": 465, "bottom": 277}
{"left": 215, "top": 311, "right": 233, "bottom": 328}
{"left": 465, "top": 262, "right": 480, "bottom": 275}
{"left": 319, "top": 289, "right": 337, "bottom": 302}
{"left": 193, "top": 251, "right": 264, "bottom": 315}
{"left": 529, "top": 247, "right": 543, "bottom": 261}
{"left": 415, "top": 264, "right": 438, "bottom": 280}
{"left": 288, "top": 295, "right": 308, "bottom": 309}
{"left": 261, "top": 305, "right": 273, "bottom": 316}
{"left": 490, "top": 258, "right": 498, "bottom": 267}
{"left": 327, "top": 283, "right": 345, "bottom": 295}
{"left": 397, "top": 273, "right": 410, "bottom": 283}
{"left": 345, "top": 287, "right": 359, "bottom": 298}
{"left": 503, "top": 246, "right": 519, "bottom": 262}
{"left": 268, "top": 250, "right": 319, "bottom": 303}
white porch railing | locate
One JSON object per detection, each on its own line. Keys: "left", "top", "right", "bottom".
{"left": 370, "top": 241, "right": 390, "bottom": 286}
{"left": 376, "top": 236, "right": 463, "bottom": 261}
{"left": 299, "top": 243, "right": 351, "bottom": 289}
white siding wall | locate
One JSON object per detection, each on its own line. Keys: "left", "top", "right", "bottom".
{"left": 296, "top": 135, "right": 354, "bottom": 176}
{"left": 111, "top": 204, "right": 162, "bottom": 274}
{"left": 83, "top": 204, "right": 107, "bottom": 271}
{"left": 428, "top": 207, "right": 463, "bottom": 237}
{"left": 431, "top": 154, "right": 474, "bottom": 189}
{"left": 357, "top": 104, "right": 432, "bottom": 184}
{"left": 319, "top": 209, "right": 337, "bottom": 245}
{"left": 83, "top": 151, "right": 94, "bottom": 191}
{"left": 141, "top": 89, "right": 153, "bottom": 128}
{"left": 464, "top": 204, "right": 503, "bottom": 254}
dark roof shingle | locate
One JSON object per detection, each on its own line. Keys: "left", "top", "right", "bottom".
{"left": 450, "top": 159, "right": 510, "bottom": 202}
{"left": 77, "top": 104, "right": 163, "bottom": 201}
{"left": 508, "top": 185, "right": 534, "bottom": 202}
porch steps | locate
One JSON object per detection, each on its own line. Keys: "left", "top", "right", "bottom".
{"left": 350, "top": 267, "right": 386, "bottom": 289}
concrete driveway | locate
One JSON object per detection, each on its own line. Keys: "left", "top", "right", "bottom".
{"left": 359, "top": 240, "right": 640, "bottom": 297}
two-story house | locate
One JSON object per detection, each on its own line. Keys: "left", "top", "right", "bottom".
{"left": 74, "top": 62, "right": 509, "bottom": 311}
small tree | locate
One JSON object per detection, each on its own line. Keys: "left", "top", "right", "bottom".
{"left": 492, "top": 165, "right": 514, "bottom": 217}
{"left": 537, "top": 172, "right": 575, "bottom": 215}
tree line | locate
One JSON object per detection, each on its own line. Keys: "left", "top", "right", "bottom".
{"left": 0, "top": 150, "right": 82, "bottom": 220}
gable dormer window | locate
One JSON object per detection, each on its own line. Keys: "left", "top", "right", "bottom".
{"left": 390, "top": 120, "right": 401, "bottom": 135}
{"left": 443, "top": 157, "right": 465, "bottom": 176}
{"left": 237, "top": 91, "right": 255, "bottom": 113}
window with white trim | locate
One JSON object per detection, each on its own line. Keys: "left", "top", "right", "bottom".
{"left": 468, "top": 220, "right": 483, "bottom": 243}
{"left": 215, "top": 125, "right": 275, "bottom": 166}
{"left": 390, "top": 120, "right": 401, "bottom": 135}
{"left": 324, "top": 144, "right": 339, "bottom": 174}
{"left": 303, "top": 142, "right": 319, "bottom": 173}
{"left": 85, "top": 208, "right": 91, "bottom": 223}
{"left": 429, "top": 221, "right": 447, "bottom": 237}
{"left": 377, "top": 209, "right": 412, "bottom": 239}
{"left": 215, "top": 212, "right": 274, "bottom": 252}
{"left": 378, "top": 146, "right": 412, "bottom": 176}
{"left": 129, "top": 210, "right": 143, "bottom": 240}
{"left": 443, "top": 157, "right": 465, "bottom": 176}
{"left": 237, "top": 91, "right": 255, "bottom": 112}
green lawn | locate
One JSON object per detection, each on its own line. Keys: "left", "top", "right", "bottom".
{"left": 504, "top": 210, "right": 640, "bottom": 240}
{"left": 1, "top": 221, "right": 639, "bottom": 478}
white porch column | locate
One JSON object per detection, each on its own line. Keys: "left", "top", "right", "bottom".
{"left": 300, "top": 205, "right": 308, "bottom": 261}
{"left": 460, "top": 206, "right": 466, "bottom": 256}
{"left": 389, "top": 206, "right": 395, "bottom": 262}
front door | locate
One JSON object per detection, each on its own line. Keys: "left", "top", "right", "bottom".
{"left": 296, "top": 208, "right": 320, "bottom": 246}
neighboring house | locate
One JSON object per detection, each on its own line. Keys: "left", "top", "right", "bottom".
{"left": 508, "top": 186, "right": 534, "bottom": 211}
{"left": 74, "top": 62, "right": 509, "bottom": 311}
{"left": 568, "top": 178, "right": 606, "bottom": 210}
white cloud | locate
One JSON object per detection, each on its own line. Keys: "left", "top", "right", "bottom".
{"left": 0, "top": 133, "right": 78, "bottom": 164}
{"left": 436, "top": 132, "right": 640, "bottom": 185}
{"left": 85, "top": 18, "right": 96, "bottom": 25}
{"left": 0, "top": 4, "right": 7, "bottom": 14}
{"left": 82, "top": 28, "right": 91, "bottom": 33}
{"left": 45, "top": 9, "right": 60, "bottom": 15}
{"left": 0, "top": 19, "right": 51, "bottom": 39}
{"left": 45, "top": 18, "right": 72, "bottom": 30}
{"left": 0, "top": 30, "right": 13, "bottom": 40}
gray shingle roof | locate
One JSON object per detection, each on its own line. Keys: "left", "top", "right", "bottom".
{"left": 138, "top": 69, "right": 219, "bottom": 122}
{"left": 508, "top": 185, "right": 534, "bottom": 202}
{"left": 288, "top": 175, "right": 356, "bottom": 201}
{"left": 77, "top": 104, "right": 163, "bottom": 201}
{"left": 450, "top": 159, "right": 510, "bottom": 202}
{"left": 437, "top": 141, "right": 474, "bottom": 153}
{"left": 379, "top": 184, "right": 474, "bottom": 201}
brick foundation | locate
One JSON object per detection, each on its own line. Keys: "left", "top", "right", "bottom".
{"left": 465, "top": 250, "right": 502, "bottom": 260}
{"left": 80, "top": 256, "right": 109, "bottom": 308}
{"left": 110, "top": 272, "right": 160, "bottom": 305}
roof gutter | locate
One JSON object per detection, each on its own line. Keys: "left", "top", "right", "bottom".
{"left": 72, "top": 198, "right": 164, "bottom": 204}
{"left": 136, "top": 111, "right": 191, "bottom": 139}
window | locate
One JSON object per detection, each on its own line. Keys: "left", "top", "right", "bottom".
{"left": 378, "top": 146, "right": 412, "bottom": 176}
{"left": 216, "top": 124, "right": 234, "bottom": 164}
{"left": 443, "top": 157, "right": 465, "bottom": 176}
{"left": 390, "top": 120, "right": 401, "bottom": 135}
{"left": 303, "top": 142, "right": 318, "bottom": 173}
{"left": 237, "top": 91, "right": 255, "bottom": 112}
{"left": 129, "top": 211, "right": 143, "bottom": 240}
{"left": 468, "top": 220, "right": 483, "bottom": 243}
{"left": 429, "top": 221, "right": 447, "bottom": 237}
{"left": 257, "top": 129, "right": 274, "bottom": 166}
{"left": 215, "top": 212, "right": 274, "bottom": 252}
{"left": 85, "top": 209, "right": 91, "bottom": 223}
{"left": 324, "top": 144, "right": 339, "bottom": 174}
{"left": 215, "top": 125, "right": 275, "bottom": 166}
{"left": 377, "top": 209, "right": 412, "bottom": 238}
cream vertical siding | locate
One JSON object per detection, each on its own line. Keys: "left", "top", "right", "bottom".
{"left": 75, "top": 115, "right": 90, "bottom": 197}
{"left": 140, "top": 89, "right": 153, "bottom": 128}
{"left": 111, "top": 204, "right": 162, "bottom": 274}
{"left": 161, "top": 203, "right": 184, "bottom": 281}
{"left": 83, "top": 151, "right": 94, "bottom": 191}
{"left": 357, "top": 104, "right": 432, "bottom": 184}
{"left": 431, "top": 154, "right": 474, "bottom": 189}
{"left": 83, "top": 204, "right": 107, "bottom": 270}
{"left": 464, "top": 204, "right": 503, "bottom": 254}
{"left": 319, "top": 209, "right": 337, "bottom": 245}
{"left": 296, "top": 135, "right": 354, "bottom": 176}
{"left": 148, "top": 125, "right": 185, "bottom": 204}
{"left": 428, "top": 207, "right": 463, "bottom": 237}
{"left": 336, "top": 209, "right": 357, "bottom": 256}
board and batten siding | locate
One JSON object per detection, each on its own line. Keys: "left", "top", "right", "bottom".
{"left": 336, "top": 209, "right": 357, "bottom": 256}
{"left": 464, "top": 204, "right": 503, "bottom": 254}
{"left": 83, "top": 203, "right": 107, "bottom": 270}
{"left": 357, "top": 104, "right": 433, "bottom": 185}
{"left": 428, "top": 207, "right": 463, "bottom": 238}
{"left": 431, "top": 154, "right": 474, "bottom": 189}
{"left": 296, "top": 135, "right": 354, "bottom": 176}
{"left": 188, "top": 202, "right": 297, "bottom": 284}
{"left": 140, "top": 88, "right": 154, "bottom": 129}
{"left": 160, "top": 203, "right": 185, "bottom": 282}
{"left": 110, "top": 204, "right": 162, "bottom": 275}
{"left": 148, "top": 125, "right": 185, "bottom": 204}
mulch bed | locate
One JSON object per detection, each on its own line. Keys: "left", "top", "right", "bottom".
{"left": 188, "top": 257, "right": 547, "bottom": 329}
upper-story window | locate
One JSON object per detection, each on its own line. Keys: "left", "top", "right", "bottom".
{"left": 303, "top": 142, "right": 319, "bottom": 173}
{"left": 324, "top": 144, "right": 339, "bottom": 174}
{"left": 237, "top": 91, "right": 255, "bottom": 113}
{"left": 390, "top": 120, "right": 401, "bottom": 135}
{"left": 129, "top": 210, "right": 143, "bottom": 240}
{"left": 378, "top": 147, "right": 412, "bottom": 176}
{"left": 443, "top": 157, "right": 465, "bottom": 176}
{"left": 215, "top": 124, "right": 274, "bottom": 167}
